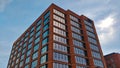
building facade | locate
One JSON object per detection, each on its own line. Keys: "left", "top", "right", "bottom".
{"left": 104, "top": 53, "right": 120, "bottom": 68}
{"left": 7, "top": 4, "right": 106, "bottom": 68}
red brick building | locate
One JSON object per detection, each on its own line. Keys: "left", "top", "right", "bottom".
{"left": 104, "top": 53, "right": 120, "bottom": 68}
{"left": 7, "top": 3, "right": 106, "bottom": 68}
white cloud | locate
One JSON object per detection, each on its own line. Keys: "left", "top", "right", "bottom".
{"left": 96, "top": 15, "right": 116, "bottom": 45}
{"left": 0, "top": 0, "right": 12, "bottom": 12}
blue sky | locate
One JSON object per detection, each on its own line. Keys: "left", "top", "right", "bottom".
{"left": 0, "top": 0, "right": 120, "bottom": 68}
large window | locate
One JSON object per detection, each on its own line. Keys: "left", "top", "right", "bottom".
{"left": 36, "top": 25, "right": 41, "bottom": 32}
{"left": 53, "top": 52, "right": 68, "bottom": 62}
{"left": 36, "top": 19, "right": 42, "bottom": 26}
{"left": 53, "top": 27, "right": 66, "bottom": 36}
{"left": 75, "top": 56, "right": 87, "bottom": 65}
{"left": 72, "top": 33, "right": 82, "bottom": 40}
{"left": 74, "top": 47, "right": 85, "bottom": 56}
{"left": 30, "top": 31, "right": 34, "bottom": 37}
{"left": 84, "top": 20, "right": 92, "bottom": 27}
{"left": 35, "top": 37, "right": 40, "bottom": 44}
{"left": 53, "top": 43, "right": 67, "bottom": 52}
{"left": 25, "top": 57, "right": 30, "bottom": 64}
{"left": 53, "top": 35, "right": 67, "bottom": 44}
{"left": 28, "top": 43, "right": 32, "bottom": 50}
{"left": 53, "top": 15, "right": 65, "bottom": 24}
{"left": 43, "top": 24, "right": 49, "bottom": 31}
{"left": 19, "top": 61, "right": 23, "bottom": 67}
{"left": 53, "top": 63, "right": 69, "bottom": 68}
{"left": 85, "top": 25, "right": 94, "bottom": 32}
{"left": 31, "top": 60, "right": 37, "bottom": 68}
{"left": 90, "top": 44, "right": 99, "bottom": 51}
{"left": 41, "top": 46, "right": 48, "bottom": 54}
{"left": 43, "top": 30, "right": 49, "bottom": 38}
{"left": 42, "top": 38, "right": 48, "bottom": 46}
{"left": 70, "top": 20, "right": 79, "bottom": 28}
{"left": 53, "top": 21, "right": 65, "bottom": 30}
{"left": 40, "top": 55, "right": 47, "bottom": 64}
{"left": 32, "top": 52, "right": 38, "bottom": 60}
{"left": 33, "top": 44, "right": 39, "bottom": 52}
{"left": 73, "top": 40, "right": 84, "bottom": 48}
{"left": 27, "top": 50, "right": 31, "bottom": 57}
{"left": 88, "top": 37, "right": 97, "bottom": 44}
{"left": 92, "top": 51, "right": 101, "bottom": 59}
{"left": 29, "top": 37, "right": 33, "bottom": 43}
{"left": 70, "top": 15, "right": 79, "bottom": 22}
{"left": 35, "top": 31, "right": 40, "bottom": 38}
{"left": 71, "top": 26, "right": 81, "bottom": 34}
{"left": 53, "top": 9, "right": 65, "bottom": 18}
{"left": 94, "top": 59, "right": 103, "bottom": 67}
{"left": 44, "top": 17, "right": 49, "bottom": 25}
{"left": 44, "top": 11, "right": 50, "bottom": 19}
{"left": 87, "top": 31, "right": 95, "bottom": 38}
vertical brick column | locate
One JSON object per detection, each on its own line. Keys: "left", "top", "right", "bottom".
{"left": 66, "top": 11, "right": 76, "bottom": 68}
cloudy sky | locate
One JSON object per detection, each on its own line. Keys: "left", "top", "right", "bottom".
{"left": 0, "top": 0, "right": 120, "bottom": 68}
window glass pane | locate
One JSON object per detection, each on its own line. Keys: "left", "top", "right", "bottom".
{"left": 94, "top": 59, "right": 103, "bottom": 67}
{"left": 33, "top": 44, "right": 39, "bottom": 52}
{"left": 85, "top": 25, "right": 94, "bottom": 32}
{"left": 53, "top": 43, "right": 67, "bottom": 52}
{"left": 35, "top": 37, "right": 40, "bottom": 44}
{"left": 40, "top": 55, "right": 47, "bottom": 64}
{"left": 84, "top": 20, "right": 92, "bottom": 27}
{"left": 27, "top": 50, "right": 31, "bottom": 56}
{"left": 88, "top": 37, "right": 97, "bottom": 44}
{"left": 70, "top": 15, "right": 79, "bottom": 22}
{"left": 92, "top": 51, "right": 101, "bottom": 59}
{"left": 42, "top": 38, "right": 48, "bottom": 46}
{"left": 53, "top": 21, "right": 66, "bottom": 30}
{"left": 74, "top": 47, "right": 85, "bottom": 56}
{"left": 43, "top": 24, "right": 49, "bottom": 31}
{"left": 90, "top": 44, "right": 99, "bottom": 51}
{"left": 44, "top": 11, "right": 50, "bottom": 19}
{"left": 53, "top": 9, "right": 64, "bottom": 18}
{"left": 70, "top": 20, "right": 79, "bottom": 28}
{"left": 28, "top": 43, "right": 32, "bottom": 50}
{"left": 71, "top": 26, "right": 81, "bottom": 34}
{"left": 32, "top": 52, "right": 38, "bottom": 60}
{"left": 30, "top": 27, "right": 34, "bottom": 32}
{"left": 22, "top": 48, "right": 26, "bottom": 54}
{"left": 37, "top": 19, "right": 42, "bottom": 26}
{"left": 53, "top": 52, "right": 68, "bottom": 62}
{"left": 53, "top": 15, "right": 65, "bottom": 24}
{"left": 87, "top": 31, "right": 95, "bottom": 38}
{"left": 30, "top": 31, "right": 34, "bottom": 37}
{"left": 53, "top": 27, "right": 66, "bottom": 36}
{"left": 75, "top": 56, "right": 87, "bottom": 65}
{"left": 36, "top": 25, "right": 41, "bottom": 32}
{"left": 32, "top": 60, "right": 37, "bottom": 68}
{"left": 44, "top": 17, "right": 50, "bottom": 25}
{"left": 36, "top": 31, "right": 40, "bottom": 38}
{"left": 19, "top": 61, "right": 23, "bottom": 67}
{"left": 29, "top": 37, "right": 33, "bottom": 43}
{"left": 73, "top": 40, "right": 84, "bottom": 48}
{"left": 25, "top": 57, "right": 30, "bottom": 64}
{"left": 41, "top": 46, "right": 48, "bottom": 54}
{"left": 72, "top": 33, "right": 82, "bottom": 40}
{"left": 25, "top": 65, "right": 29, "bottom": 68}
{"left": 53, "top": 35, "right": 67, "bottom": 44}
{"left": 20, "top": 54, "right": 25, "bottom": 60}
{"left": 43, "top": 30, "right": 49, "bottom": 38}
